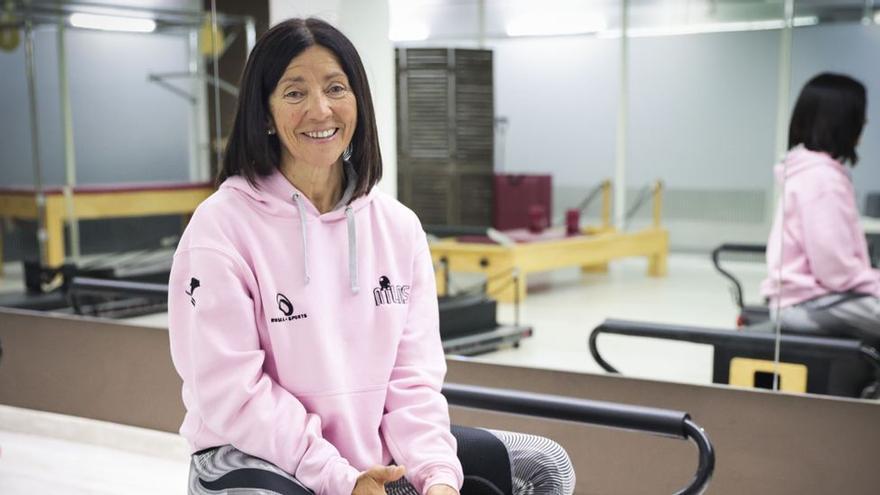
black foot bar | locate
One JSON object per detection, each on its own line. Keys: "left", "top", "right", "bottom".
{"left": 442, "top": 382, "right": 715, "bottom": 495}
{"left": 589, "top": 318, "right": 880, "bottom": 377}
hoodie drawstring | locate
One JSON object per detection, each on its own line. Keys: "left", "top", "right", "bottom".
{"left": 293, "top": 193, "right": 358, "bottom": 294}
{"left": 345, "top": 205, "right": 359, "bottom": 294}
{"left": 292, "top": 193, "right": 311, "bottom": 285}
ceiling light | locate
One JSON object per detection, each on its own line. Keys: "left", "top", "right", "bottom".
{"left": 69, "top": 13, "right": 156, "bottom": 33}
{"left": 507, "top": 13, "right": 607, "bottom": 37}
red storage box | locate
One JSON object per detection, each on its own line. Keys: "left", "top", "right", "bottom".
{"left": 492, "top": 174, "right": 552, "bottom": 231}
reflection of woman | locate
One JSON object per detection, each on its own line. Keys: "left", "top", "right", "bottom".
{"left": 168, "top": 18, "right": 574, "bottom": 495}
{"left": 761, "top": 73, "right": 880, "bottom": 344}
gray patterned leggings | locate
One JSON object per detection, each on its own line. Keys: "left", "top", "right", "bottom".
{"left": 189, "top": 427, "right": 575, "bottom": 495}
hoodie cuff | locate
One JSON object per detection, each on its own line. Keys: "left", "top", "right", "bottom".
{"left": 321, "top": 460, "right": 360, "bottom": 495}
{"left": 420, "top": 467, "right": 463, "bottom": 495}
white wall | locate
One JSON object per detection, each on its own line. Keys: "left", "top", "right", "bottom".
{"left": 487, "top": 23, "right": 880, "bottom": 249}
{"left": 268, "top": 0, "right": 397, "bottom": 197}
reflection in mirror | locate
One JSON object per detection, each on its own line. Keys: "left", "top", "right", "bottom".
{"left": 395, "top": 0, "right": 811, "bottom": 392}
{"left": 761, "top": 8, "right": 880, "bottom": 400}
{"left": 0, "top": 2, "right": 254, "bottom": 316}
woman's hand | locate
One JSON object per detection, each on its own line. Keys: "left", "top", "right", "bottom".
{"left": 352, "top": 465, "right": 406, "bottom": 495}
{"left": 426, "top": 484, "right": 459, "bottom": 495}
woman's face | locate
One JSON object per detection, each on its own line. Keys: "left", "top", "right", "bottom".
{"left": 268, "top": 45, "right": 357, "bottom": 169}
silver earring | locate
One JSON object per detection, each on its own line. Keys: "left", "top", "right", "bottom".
{"left": 267, "top": 128, "right": 276, "bottom": 135}
{"left": 342, "top": 144, "right": 352, "bottom": 161}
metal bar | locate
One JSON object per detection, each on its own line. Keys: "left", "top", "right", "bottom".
{"left": 711, "top": 243, "right": 766, "bottom": 310}
{"left": 57, "top": 21, "right": 80, "bottom": 263}
{"left": 24, "top": 14, "right": 48, "bottom": 266}
{"left": 601, "top": 180, "right": 612, "bottom": 228}
{"left": 589, "top": 319, "right": 868, "bottom": 376}
{"left": 614, "top": 0, "right": 629, "bottom": 230}
{"left": 69, "top": 277, "right": 168, "bottom": 298}
{"left": 209, "top": 0, "right": 222, "bottom": 171}
{"left": 148, "top": 73, "right": 198, "bottom": 104}
{"left": 442, "top": 382, "right": 714, "bottom": 494}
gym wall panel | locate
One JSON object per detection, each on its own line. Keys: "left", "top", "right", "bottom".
{"left": 1, "top": 309, "right": 878, "bottom": 494}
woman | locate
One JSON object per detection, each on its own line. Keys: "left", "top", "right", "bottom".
{"left": 761, "top": 72, "right": 880, "bottom": 344}
{"left": 168, "top": 18, "right": 574, "bottom": 495}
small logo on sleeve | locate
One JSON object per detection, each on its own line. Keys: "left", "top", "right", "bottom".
{"left": 373, "top": 276, "right": 410, "bottom": 306}
{"left": 270, "top": 293, "right": 308, "bottom": 323}
{"left": 185, "top": 278, "right": 200, "bottom": 306}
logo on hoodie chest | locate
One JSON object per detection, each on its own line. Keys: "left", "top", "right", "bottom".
{"left": 270, "top": 293, "right": 308, "bottom": 323}
{"left": 373, "top": 276, "right": 410, "bottom": 306}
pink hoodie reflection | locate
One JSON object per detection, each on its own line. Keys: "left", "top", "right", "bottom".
{"left": 761, "top": 145, "right": 880, "bottom": 307}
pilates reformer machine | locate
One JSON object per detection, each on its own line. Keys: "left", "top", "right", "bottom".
{"left": 428, "top": 180, "right": 669, "bottom": 303}
{"left": 442, "top": 382, "right": 714, "bottom": 494}
{"left": 589, "top": 318, "right": 880, "bottom": 399}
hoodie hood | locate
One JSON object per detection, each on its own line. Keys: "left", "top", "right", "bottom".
{"left": 774, "top": 144, "right": 848, "bottom": 183}
{"left": 219, "top": 160, "right": 372, "bottom": 220}
{"left": 219, "top": 161, "right": 371, "bottom": 293}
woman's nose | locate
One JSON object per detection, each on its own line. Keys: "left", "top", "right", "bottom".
{"left": 307, "top": 92, "right": 332, "bottom": 118}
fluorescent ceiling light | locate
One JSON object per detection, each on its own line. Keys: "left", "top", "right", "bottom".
{"left": 507, "top": 13, "right": 607, "bottom": 37}
{"left": 598, "top": 16, "right": 819, "bottom": 38}
{"left": 69, "top": 13, "right": 157, "bottom": 33}
{"left": 389, "top": 23, "right": 430, "bottom": 42}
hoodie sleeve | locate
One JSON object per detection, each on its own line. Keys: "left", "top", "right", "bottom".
{"left": 168, "top": 246, "right": 360, "bottom": 495}
{"left": 798, "top": 181, "right": 877, "bottom": 293}
{"left": 379, "top": 233, "right": 464, "bottom": 495}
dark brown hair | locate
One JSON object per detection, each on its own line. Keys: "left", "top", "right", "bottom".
{"left": 218, "top": 18, "right": 382, "bottom": 197}
{"left": 789, "top": 72, "right": 867, "bottom": 165}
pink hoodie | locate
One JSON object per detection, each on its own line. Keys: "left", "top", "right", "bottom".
{"left": 761, "top": 145, "right": 880, "bottom": 307}
{"left": 167, "top": 165, "right": 463, "bottom": 495}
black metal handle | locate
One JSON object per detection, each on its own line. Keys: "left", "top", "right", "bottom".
{"left": 69, "top": 277, "right": 169, "bottom": 298}
{"left": 442, "top": 382, "right": 714, "bottom": 495}
{"left": 589, "top": 318, "right": 872, "bottom": 375}
{"left": 710, "top": 243, "right": 766, "bottom": 310}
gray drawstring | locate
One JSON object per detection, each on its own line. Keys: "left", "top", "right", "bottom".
{"left": 292, "top": 193, "right": 310, "bottom": 285}
{"left": 345, "top": 205, "right": 359, "bottom": 294}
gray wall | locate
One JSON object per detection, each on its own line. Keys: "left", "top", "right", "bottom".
{"left": 792, "top": 23, "right": 880, "bottom": 201}
{"left": 0, "top": 27, "right": 192, "bottom": 186}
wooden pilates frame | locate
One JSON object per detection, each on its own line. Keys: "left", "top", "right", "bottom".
{"left": 0, "top": 183, "right": 214, "bottom": 272}
{"left": 430, "top": 181, "right": 668, "bottom": 302}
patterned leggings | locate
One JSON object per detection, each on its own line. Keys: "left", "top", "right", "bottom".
{"left": 189, "top": 427, "right": 575, "bottom": 495}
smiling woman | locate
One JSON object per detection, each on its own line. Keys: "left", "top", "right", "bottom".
{"left": 268, "top": 45, "right": 358, "bottom": 212}
{"left": 167, "top": 17, "right": 575, "bottom": 495}
{"left": 218, "top": 18, "right": 381, "bottom": 205}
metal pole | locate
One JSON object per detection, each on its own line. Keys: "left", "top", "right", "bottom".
{"left": 614, "top": 0, "right": 629, "bottom": 230}
{"left": 24, "top": 15, "right": 48, "bottom": 265}
{"left": 771, "top": 0, "right": 795, "bottom": 393}
{"left": 209, "top": 0, "right": 222, "bottom": 172}
{"left": 58, "top": 20, "right": 80, "bottom": 263}
{"left": 477, "top": 0, "right": 486, "bottom": 49}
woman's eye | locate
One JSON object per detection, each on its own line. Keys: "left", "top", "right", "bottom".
{"left": 328, "top": 85, "right": 346, "bottom": 96}
{"left": 285, "top": 90, "right": 304, "bottom": 99}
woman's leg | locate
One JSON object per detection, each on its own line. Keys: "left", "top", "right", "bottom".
{"left": 446, "top": 425, "right": 575, "bottom": 495}
{"left": 778, "top": 293, "right": 880, "bottom": 345}
{"left": 189, "top": 446, "right": 314, "bottom": 495}
{"left": 488, "top": 429, "right": 576, "bottom": 495}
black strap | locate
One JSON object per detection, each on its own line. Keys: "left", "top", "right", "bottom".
{"left": 199, "top": 468, "right": 313, "bottom": 494}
